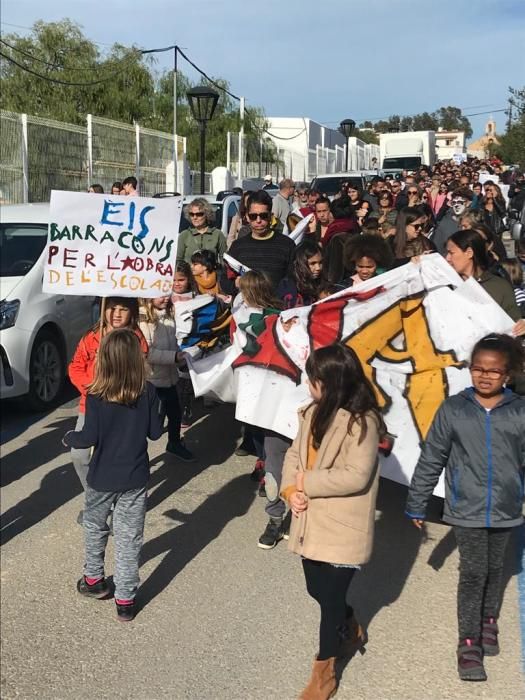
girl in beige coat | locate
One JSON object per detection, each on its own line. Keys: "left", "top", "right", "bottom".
{"left": 281, "top": 344, "right": 384, "bottom": 700}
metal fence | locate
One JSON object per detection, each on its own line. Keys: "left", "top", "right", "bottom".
{"left": 0, "top": 110, "right": 189, "bottom": 204}
{"left": 227, "top": 131, "right": 354, "bottom": 184}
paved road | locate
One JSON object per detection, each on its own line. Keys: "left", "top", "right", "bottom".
{"left": 1, "top": 397, "right": 523, "bottom": 700}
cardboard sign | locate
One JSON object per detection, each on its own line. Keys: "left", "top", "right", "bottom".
{"left": 43, "top": 191, "right": 182, "bottom": 297}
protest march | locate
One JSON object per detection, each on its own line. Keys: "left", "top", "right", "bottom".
{"left": 35, "top": 162, "right": 525, "bottom": 697}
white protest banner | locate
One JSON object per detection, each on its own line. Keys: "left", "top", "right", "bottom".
{"left": 188, "top": 255, "right": 515, "bottom": 495}
{"left": 43, "top": 191, "right": 182, "bottom": 297}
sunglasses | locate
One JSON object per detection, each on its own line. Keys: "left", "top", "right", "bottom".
{"left": 411, "top": 223, "right": 424, "bottom": 231}
{"left": 189, "top": 211, "right": 205, "bottom": 217}
{"left": 451, "top": 199, "right": 466, "bottom": 205}
{"left": 248, "top": 212, "right": 270, "bottom": 221}
{"left": 408, "top": 190, "right": 418, "bottom": 195}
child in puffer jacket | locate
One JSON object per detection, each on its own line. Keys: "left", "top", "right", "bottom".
{"left": 406, "top": 333, "right": 525, "bottom": 683}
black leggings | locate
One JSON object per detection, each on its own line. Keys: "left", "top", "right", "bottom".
{"left": 302, "top": 558, "right": 356, "bottom": 660}
{"left": 156, "top": 385, "right": 181, "bottom": 444}
{"left": 453, "top": 526, "right": 511, "bottom": 640}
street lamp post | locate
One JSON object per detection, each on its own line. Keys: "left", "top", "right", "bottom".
{"left": 339, "top": 119, "right": 356, "bottom": 172}
{"left": 187, "top": 86, "right": 220, "bottom": 194}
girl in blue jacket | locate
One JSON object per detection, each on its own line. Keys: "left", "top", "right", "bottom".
{"left": 406, "top": 333, "right": 525, "bottom": 682}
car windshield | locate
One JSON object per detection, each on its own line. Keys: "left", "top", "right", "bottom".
{"left": 0, "top": 224, "right": 48, "bottom": 277}
{"left": 179, "top": 203, "right": 222, "bottom": 232}
{"left": 311, "top": 176, "right": 363, "bottom": 196}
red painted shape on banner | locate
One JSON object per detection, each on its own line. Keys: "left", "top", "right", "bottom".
{"left": 233, "top": 314, "right": 302, "bottom": 384}
{"left": 308, "top": 286, "right": 385, "bottom": 351}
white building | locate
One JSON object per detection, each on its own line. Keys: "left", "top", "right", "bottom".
{"left": 435, "top": 128, "right": 466, "bottom": 161}
{"left": 263, "top": 118, "right": 379, "bottom": 180}
{"left": 264, "top": 118, "right": 347, "bottom": 181}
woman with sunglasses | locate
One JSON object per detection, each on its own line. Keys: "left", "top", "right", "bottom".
{"left": 177, "top": 198, "right": 226, "bottom": 264}
{"left": 391, "top": 206, "right": 435, "bottom": 266}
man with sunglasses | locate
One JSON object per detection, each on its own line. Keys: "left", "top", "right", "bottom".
{"left": 431, "top": 188, "right": 474, "bottom": 255}
{"left": 225, "top": 190, "right": 296, "bottom": 291}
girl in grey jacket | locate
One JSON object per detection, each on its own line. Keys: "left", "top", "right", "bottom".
{"left": 406, "top": 334, "right": 525, "bottom": 683}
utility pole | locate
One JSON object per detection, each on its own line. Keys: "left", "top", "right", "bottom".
{"left": 173, "top": 46, "right": 178, "bottom": 192}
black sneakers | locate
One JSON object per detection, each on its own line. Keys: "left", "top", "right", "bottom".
{"left": 76, "top": 576, "right": 111, "bottom": 599}
{"left": 257, "top": 519, "right": 283, "bottom": 549}
{"left": 116, "top": 601, "right": 135, "bottom": 622}
{"left": 166, "top": 440, "right": 196, "bottom": 462}
{"left": 282, "top": 511, "right": 292, "bottom": 540}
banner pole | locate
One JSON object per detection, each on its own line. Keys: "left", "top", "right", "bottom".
{"left": 99, "top": 297, "right": 106, "bottom": 338}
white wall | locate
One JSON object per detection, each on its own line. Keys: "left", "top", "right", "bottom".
{"left": 265, "top": 117, "right": 346, "bottom": 156}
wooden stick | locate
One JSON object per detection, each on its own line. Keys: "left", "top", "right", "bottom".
{"left": 99, "top": 297, "right": 106, "bottom": 338}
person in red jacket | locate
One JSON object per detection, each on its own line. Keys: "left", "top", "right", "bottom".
{"left": 69, "top": 297, "right": 148, "bottom": 522}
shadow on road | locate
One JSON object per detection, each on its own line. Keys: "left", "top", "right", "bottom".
{"left": 347, "top": 478, "right": 424, "bottom": 628}
{"left": 1, "top": 462, "right": 82, "bottom": 546}
{"left": 1, "top": 416, "right": 77, "bottom": 489}
{"left": 138, "top": 473, "right": 255, "bottom": 613}
{"left": 1, "top": 383, "right": 78, "bottom": 445}
{"left": 146, "top": 402, "right": 241, "bottom": 513}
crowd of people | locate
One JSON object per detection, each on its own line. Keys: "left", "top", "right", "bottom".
{"left": 67, "top": 158, "right": 525, "bottom": 697}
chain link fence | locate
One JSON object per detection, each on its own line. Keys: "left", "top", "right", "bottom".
{"left": 0, "top": 111, "right": 26, "bottom": 204}
{"left": 0, "top": 110, "right": 188, "bottom": 204}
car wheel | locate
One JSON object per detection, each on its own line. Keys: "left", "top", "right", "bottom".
{"left": 27, "top": 330, "right": 65, "bottom": 411}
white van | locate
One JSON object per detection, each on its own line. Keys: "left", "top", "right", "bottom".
{"left": 0, "top": 203, "right": 95, "bottom": 410}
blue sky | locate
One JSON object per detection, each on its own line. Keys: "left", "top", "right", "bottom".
{"left": 2, "top": 0, "right": 524, "bottom": 140}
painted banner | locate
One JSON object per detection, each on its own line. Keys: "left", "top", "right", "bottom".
{"left": 187, "top": 255, "right": 515, "bottom": 493}
{"left": 43, "top": 191, "right": 182, "bottom": 297}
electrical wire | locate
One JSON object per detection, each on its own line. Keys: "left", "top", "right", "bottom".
{"left": 0, "top": 48, "right": 137, "bottom": 86}
{"left": 0, "top": 37, "right": 137, "bottom": 72}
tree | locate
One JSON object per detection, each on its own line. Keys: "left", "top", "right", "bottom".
{"left": 0, "top": 20, "right": 270, "bottom": 170}
{"left": 497, "top": 86, "right": 525, "bottom": 166}
{"left": 434, "top": 106, "right": 473, "bottom": 138}
{"left": 366, "top": 106, "right": 472, "bottom": 138}
{"left": 0, "top": 20, "right": 156, "bottom": 124}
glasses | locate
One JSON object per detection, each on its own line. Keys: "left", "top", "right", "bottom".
{"left": 410, "top": 223, "right": 424, "bottom": 231}
{"left": 470, "top": 367, "right": 506, "bottom": 379}
{"left": 408, "top": 190, "right": 418, "bottom": 195}
{"left": 451, "top": 199, "right": 466, "bottom": 205}
{"left": 189, "top": 211, "right": 205, "bottom": 217}
{"left": 248, "top": 212, "right": 270, "bottom": 221}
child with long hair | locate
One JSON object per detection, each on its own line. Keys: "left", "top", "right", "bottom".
{"left": 406, "top": 334, "right": 525, "bottom": 681}
{"left": 171, "top": 262, "right": 196, "bottom": 428}
{"left": 68, "top": 298, "right": 148, "bottom": 517}
{"left": 63, "top": 329, "right": 163, "bottom": 622}
{"left": 237, "top": 271, "right": 284, "bottom": 500}
{"left": 172, "top": 260, "right": 196, "bottom": 303}
{"left": 281, "top": 344, "right": 385, "bottom": 698}
{"left": 277, "top": 241, "right": 324, "bottom": 309}
{"left": 139, "top": 297, "right": 195, "bottom": 462}
{"left": 191, "top": 249, "right": 221, "bottom": 296}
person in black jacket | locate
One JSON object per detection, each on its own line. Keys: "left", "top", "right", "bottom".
{"left": 63, "top": 329, "right": 163, "bottom": 622}
{"left": 406, "top": 334, "right": 525, "bottom": 682}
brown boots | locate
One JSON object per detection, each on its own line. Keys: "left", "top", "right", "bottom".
{"left": 299, "top": 656, "right": 337, "bottom": 699}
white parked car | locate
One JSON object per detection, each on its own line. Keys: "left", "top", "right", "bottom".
{"left": 0, "top": 203, "right": 95, "bottom": 410}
